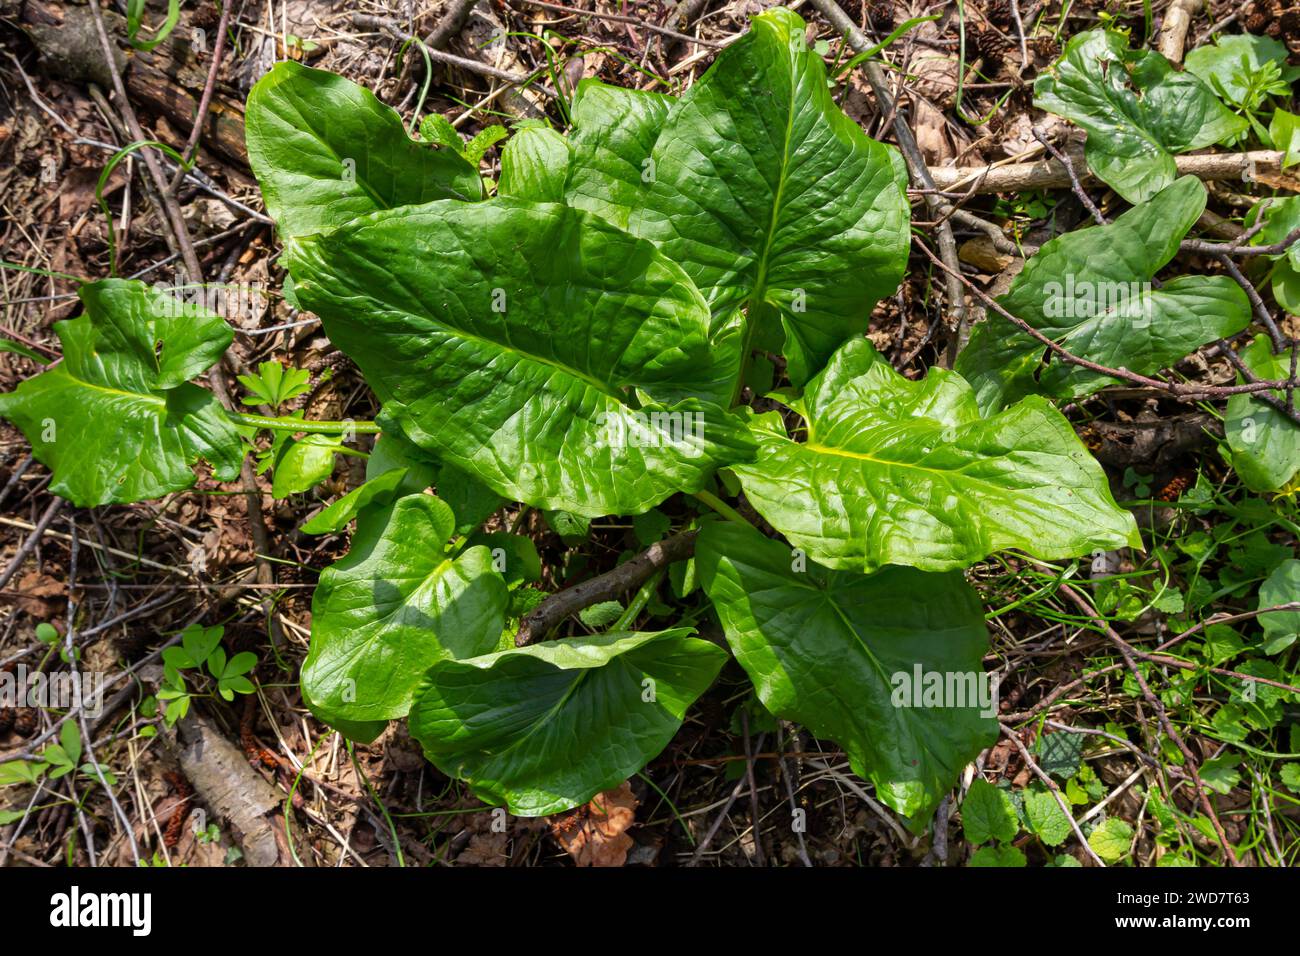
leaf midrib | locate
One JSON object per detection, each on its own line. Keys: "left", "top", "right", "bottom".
{"left": 344, "top": 264, "right": 626, "bottom": 402}
{"left": 747, "top": 54, "right": 799, "bottom": 314}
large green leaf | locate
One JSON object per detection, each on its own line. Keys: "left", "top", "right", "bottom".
{"left": 408, "top": 629, "right": 726, "bottom": 815}
{"left": 1225, "top": 335, "right": 1300, "bottom": 493}
{"left": 1034, "top": 30, "right": 1247, "bottom": 202}
{"left": 956, "top": 177, "right": 1251, "bottom": 412}
{"left": 565, "top": 80, "right": 673, "bottom": 231}
{"left": 498, "top": 122, "right": 571, "bottom": 202}
{"left": 575, "top": 9, "right": 909, "bottom": 384}
{"left": 285, "top": 197, "right": 755, "bottom": 517}
{"left": 696, "top": 521, "right": 995, "bottom": 824}
{"left": 246, "top": 61, "right": 482, "bottom": 239}
{"left": 733, "top": 338, "right": 1140, "bottom": 572}
{"left": 302, "top": 494, "right": 508, "bottom": 729}
{"left": 0, "top": 279, "right": 242, "bottom": 506}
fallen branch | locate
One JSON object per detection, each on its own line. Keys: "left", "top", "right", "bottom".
{"left": 515, "top": 530, "right": 697, "bottom": 645}
{"left": 913, "top": 237, "right": 1300, "bottom": 427}
{"left": 928, "top": 150, "right": 1286, "bottom": 194}
{"left": 162, "top": 713, "right": 287, "bottom": 867}
{"left": 1157, "top": 0, "right": 1203, "bottom": 64}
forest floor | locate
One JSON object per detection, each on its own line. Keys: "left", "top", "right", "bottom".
{"left": 1, "top": 0, "right": 1298, "bottom": 868}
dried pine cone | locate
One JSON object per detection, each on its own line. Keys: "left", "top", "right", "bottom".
{"left": 985, "top": 0, "right": 1012, "bottom": 27}
{"left": 974, "top": 27, "right": 1013, "bottom": 64}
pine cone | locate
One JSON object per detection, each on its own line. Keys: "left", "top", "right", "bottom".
{"left": 974, "top": 27, "right": 1013, "bottom": 64}
{"left": 1245, "top": 10, "right": 1269, "bottom": 32}
{"left": 0, "top": 707, "right": 13, "bottom": 736}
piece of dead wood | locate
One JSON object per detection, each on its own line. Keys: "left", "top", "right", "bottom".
{"left": 1086, "top": 414, "right": 1220, "bottom": 471}
{"left": 162, "top": 712, "right": 286, "bottom": 867}
{"left": 18, "top": 0, "right": 248, "bottom": 166}
{"left": 929, "top": 149, "right": 1288, "bottom": 194}
{"left": 1157, "top": 0, "right": 1203, "bottom": 64}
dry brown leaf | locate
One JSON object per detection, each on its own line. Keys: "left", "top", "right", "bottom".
{"left": 549, "top": 780, "right": 637, "bottom": 867}
{"left": 456, "top": 830, "right": 510, "bottom": 866}
{"left": 15, "top": 570, "right": 65, "bottom": 617}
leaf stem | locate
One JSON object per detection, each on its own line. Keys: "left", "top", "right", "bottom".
{"left": 613, "top": 569, "right": 664, "bottom": 631}
{"left": 230, "top": 413, "right": 382, "bottom": 435}
{"left": 692, "top": 490, "right": 753, "bottom": 527}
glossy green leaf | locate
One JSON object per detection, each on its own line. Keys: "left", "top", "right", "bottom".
{"left": 1023, "top": 788, "right": 1072, "bottom": 847}
{"left": 622, "top": 8, "right": 910, "bottom": 383}
{"left": 471, "top": 531, "right": 542, "bottom": 588}
{"left": 286, "top": 197, "right": 755, "bottom": 517}
{"left": 301, "top": 431, "right": 440, "bottom": 534}
{"left": 696, "top": 521, "right": 995, "bottom": 823}
{"left": 957, "top": 177, "right": 1251, "bottom": 412}
{"left": 734, "top": 338, "right": 1140, "bottom": 572}
{"left": 246, "top": 61, "right": 482, "bottom": 239}
{"left": 300, "top": 467, "right": 409, "bottom": 534}
{"left": 563, "top": 81, "right": 742, "bottom": 406}
{"left": 302, "top": 494, "right": 509, "bottom": 728}
{"left": 498, "top": 122, "right": 571, "bottom": 201}
{"left": 565, "top": 80, "right": 673, "bottom": 231}
{"left": 1258, "top": 559, "right": 1300, "bottom": 654}
{"left": 1088, "top": 817, "right": 1133, "bottom": 862}
{"left": 409, "top": 629, "right": 726, "bottom": 815}
{"left": 1035, "top": 30, "right": 1247, "bottom": 202}
{"left": 270, "top": 433, "right": 340, "bottom": 497}
{"left": 0, "top": 279, "right": 243, "bottom": 506}
{"left": 961, "top": 778, "right": 1018, "bottom": 844}
{"left": 1225, "top": 335, "right": 1300, "bottom": 492}
{"left": 1250, "top": 194, "right": 1300, "bottom": 270}
{"left": 968, "top": 844, "right": 1027, "bottom": 867}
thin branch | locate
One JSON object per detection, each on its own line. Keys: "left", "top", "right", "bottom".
{"left": 514, "top": 530, "right": 698, "bottom": 645}
{"left": 912, "top": 238, "right": 1300, "bottom": 425}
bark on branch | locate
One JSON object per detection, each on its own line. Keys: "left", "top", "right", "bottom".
{"left": 927, "top": 150, "right": 1285, "bottom": 195}
{"left": 515, "top": 530, "right": 698, "bottom": 646}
